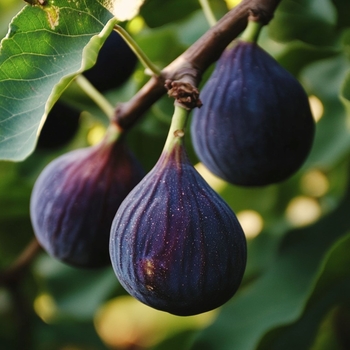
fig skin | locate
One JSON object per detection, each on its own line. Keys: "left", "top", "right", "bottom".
{"left": 30, "top": 136, "right": 145, "bottom": 268}
{"left": 37, "top": 101, "right": 80, "bottom": 150}
{"left": 83, "top": 31, "right": 137, "bottom": 92}
{"left": 110, "top": 143, "right": 247, "bottom": 316}
{"left": 191, "top": 40, "right": 315, "bottom": 186}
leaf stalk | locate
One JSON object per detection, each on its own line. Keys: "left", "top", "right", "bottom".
{"left": 75, "top": 75, "right": 115, "bottom": 118}
{"left": 114, "top": 25, "right": 162, "bottom": 76}
{"left": 199, "top": 0, "right": 217, "bottom": 27}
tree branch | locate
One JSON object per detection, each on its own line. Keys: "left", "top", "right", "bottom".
{"left": 0, "top": 238, "right": 41, "bottom": 286}
{"left": 114, "top": 0, "right": 282, "bottom": 129}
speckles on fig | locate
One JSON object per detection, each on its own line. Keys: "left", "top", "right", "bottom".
{"left": 142, "top": 259, "right": 155, "bottom": 277}
{"left": 109, "top": 143, "right": 246, "bottom": 315}
{"left": 146, "top": 285, "right": 154, "bottom": 291}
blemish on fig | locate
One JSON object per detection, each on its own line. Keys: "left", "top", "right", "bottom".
{"left": 146, "top": 285, "right": 154, "bottom": 291}
{"left": 143, "top": 259, "right": 155, "bottom": 276}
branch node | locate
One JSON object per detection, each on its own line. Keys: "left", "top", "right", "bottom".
{"left": 248, "top": 7, "right": 274, "bottom": 25}
{"left": 165, "top": 80, "right": 203, "bottom": 110}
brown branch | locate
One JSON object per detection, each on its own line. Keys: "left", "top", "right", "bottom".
{"left": 0, "top": 238, "right": 42, "bottom": 348}
{"left": 114, "top": 0, "right": 282, "bottom": 129}
{"left": 0, "top": 238, "right": 41, "bottom": 285}
{"left": 8, "top": 283, "right": 33, "bottom": 349}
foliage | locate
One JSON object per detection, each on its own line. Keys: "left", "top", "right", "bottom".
{"left": 0, "top": 0, "right": 350, "bottom": 349}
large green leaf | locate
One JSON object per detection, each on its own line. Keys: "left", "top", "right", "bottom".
{"left": 257, "top": 233, "right": 350, "bottom": 349}
{"left": 268, "top": 0, "right": 337, "bottom": 45}
{"left": 340, "top": 29, "right": 350, "bottom": 114}
{"left": 34, "top": 254, "right": 118, "bottom": 320}
{"left": 302, "top": 54, "right": 350, "bottom": 169}
{"left": 0, "top": 0, "right": 117, "bottom": 161}
{"left": 191, "top": 170, "right": 350, "bottom": 350}
{"left": 140, "top": 0, "right": 200, "bottom": 28}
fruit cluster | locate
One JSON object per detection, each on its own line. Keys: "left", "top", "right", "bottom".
{"left": 30, "top": 19, "right": 315, "bottom": 316}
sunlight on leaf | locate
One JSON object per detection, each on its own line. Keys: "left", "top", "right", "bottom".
{"left": 192, "top": 182, "right": 350, "bottom": 350}
{"left": 100, "top": 0, "right": 144, "bottom": 21}
{"left": 0, "top": 0, "right": 116, "bottom": 161}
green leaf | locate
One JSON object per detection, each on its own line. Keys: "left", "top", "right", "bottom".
{"left": 257, "top": 233, "right": 350, "bottom": 349}
{"left": 153, "top": 330, "right": 197, "bottom": 350}
{"left": 268, "top": 0, "right": 337, "bottom": 45}
{"left": 34, "top": 319, "right": 107, "bottom": 350}
{"left": 34, "top": 254, "right": 118, "bottom": 320}
{"left": 0, "top": 161, "right": 34, "bottom": 268}
{"left": 301, "top": 54, "right": 350, "bottom": 168}
{"left": 276, "top": 41, "right": 338, "bottom": 77}
{"left": 0, "top": 0, "right": 116, "bottom": 161}
{"left": 340, "top": 30, "right": 350, "bottom": 114}
{"left": 340, "top": 71, "right": 350, "bottom": 115}
{"left": 140, "top": 0, "right": 200, "bottom": 28}
{"left": 191, "top": 174, "right": 350, "bottom": 350}
{"left": 332, "top": 0, "right": 350, "bottom": 30}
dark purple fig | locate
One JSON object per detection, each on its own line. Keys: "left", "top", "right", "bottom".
{"left": 109, "top": 140, "right": 247, "bottom": 316}
{"left": 37, "top": 101, "right": 80, "bottom": 150}
{"left": 30, "top": 128, "right": 145, "bottom": 268}
{"left": 191, "top": 40, "right": 315, "bottom": 186}
{"left": 83, "top": 31, "right": 137, "bottom": 92}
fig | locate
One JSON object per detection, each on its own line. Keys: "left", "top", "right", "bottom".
{"left": 83, "top": 31, "right": 137, "bottom": 92}
{"left": 110, "top": 111, "right": 247, "bottom": 316}
{"left": 191, "top": 40, "right": 315, "bottom": 186}
{"left": 37, "top": 101, "right": 80, "bottom": 150}
{"left": 30, "top": 127, "right": 145, "bottom": 268}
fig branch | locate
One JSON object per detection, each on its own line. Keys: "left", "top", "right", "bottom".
{"left": 113, "top": 0, "right": 282, "bottom": 129}
{"left": 0, "top": 238, "right": 41, "bottom": 286}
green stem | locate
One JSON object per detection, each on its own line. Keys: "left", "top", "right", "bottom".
{"left": 199, "top": 0, "right": 217, "bottom": 27}
{"left": 163, "top": 105, "right": 189, "bottom": 153}
{"left": 75, "top": 75, "right": 114, "bottom": 118}
{"left": 114, "top": 25, "right": 162, "bottom": 76}
{"left": 240, "top": 20, "right": 264, "bottom": 43}
{"left": 104, "top": 121, "right": 123, "bottom": 145}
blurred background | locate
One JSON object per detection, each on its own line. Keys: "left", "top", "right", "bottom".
{"left": 1, "top": 0, "right": 350, "bottom": 349}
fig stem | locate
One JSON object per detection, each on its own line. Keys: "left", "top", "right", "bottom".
{"left": 113, "top": 25, "right": 162, "bottom": 77}
{"left": 105, "top": 121, "right": 123, "bottom": 144}
{"left": 163, "top": 105, "right": 189, "bottom": 152}
{"left": 199, "top": 0, "right": 217, "bottom": 27}
{"left": 240, "top": 19, "right": 264, "bottom": 43}
{"left": 75, "top": 75, "right": 115, "bottom": 118}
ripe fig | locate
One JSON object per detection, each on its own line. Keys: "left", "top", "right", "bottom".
{"left": 37, "top": 101, "right": 80, "bottom": 150}
{"left": 110, "top": 107, "right": 247, "bottom": 316}
{"left": 83, "top": 31, "right": 138, "bottom": 92}
{"left": 191, "top": 40, "right": 315, "bottom": 186}
{"left": 30, "top": 127, "right": 145, "bottom": 268}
